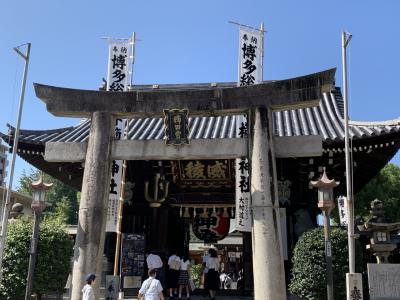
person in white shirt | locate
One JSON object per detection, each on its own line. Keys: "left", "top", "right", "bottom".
{"left": 82, "top": 273, "right": 95, "bottom": 300}
{"left": 204, "top": 248, "right": 220, "bottom": 300}
{"left": 167, "top": 250, "right": 180, "bottom": 300}
{"left": 146, "top": 251, "right": 164, "bottom": 288}
{"left": 177, "top": 254, "right": 191, "bottom": 300}
{"left": 138, "top": 268, "right": 164, "bottom": 300}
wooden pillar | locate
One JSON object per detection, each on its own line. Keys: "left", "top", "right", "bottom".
{"left": 250, "top": 107, "right": 286, "bottom": 300}
{"left": 71, "top": 112, "right": 113, "bottom": 300}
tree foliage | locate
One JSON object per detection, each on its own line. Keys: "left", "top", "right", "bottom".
{"left": 289, "top": 227, "right": 349, "bottom": 300}
{"left": 355, "top": 163, "right": 400, "bottom": 222}
{"left": 190, "top": 263, "right": 203, "bottom": 289}
{"left": 17, "top": 168, "right": 79, "bottom": 224}
{"left": 0, "top": 218, "right": 73, "bottom": 299}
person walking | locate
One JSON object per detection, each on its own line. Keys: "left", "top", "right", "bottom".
{"left": 204, "top": 248, "right": 220, "bottom": 300}
{"left": 138, "top": 268, "right": 165, "bottom": 300}
{"left": 167, "top": 250, "right": 181, "bottom": 300}
{"left": 177, "top": 254, "right": 191, "bottom": 300}
{"left": 82, "top": 273, "right": 96, "bottom": 300}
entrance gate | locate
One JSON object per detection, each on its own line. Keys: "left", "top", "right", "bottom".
{"left": 35, "top": 68, "right": 335, "bottom": 300}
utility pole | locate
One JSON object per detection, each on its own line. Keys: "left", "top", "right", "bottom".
{"left": 0, "top": 43, "right": 31, "bottom": 285}
{"left": 342, "top": 31, "right": 354, "bottom": 273}
{"left": 342, "top": 31, "right": 364, "bottom": 299}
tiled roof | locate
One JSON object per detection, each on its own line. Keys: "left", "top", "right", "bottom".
{"left": 2, "top": 88, "right": 400, "bottom": 147}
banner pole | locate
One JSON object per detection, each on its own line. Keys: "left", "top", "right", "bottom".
{"left": 113, "top": 119, "right": 129, "bottom": 300}
{"left": 260, "top": 22, "right": 264, "bottom": 82}
{"left": 0, "top": 43, "right": 31, "bottom": 285}
{"left": 129, "top": 32, "right": 136, "bottom": 87}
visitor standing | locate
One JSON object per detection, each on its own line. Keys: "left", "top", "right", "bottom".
{"left": 167, "top": 250, "right": 181, "bottom": 300}
{"left": 138, "top": 268, "right": 165, "bottom": 300}
{"left": 204, "top": 248, "right": 220, "bottom": 300}
{"left": 177, "top": 254, "right": 191, "bottom": 300}
{"left": 82, "top": 273, "right": 96, "bottom": 300}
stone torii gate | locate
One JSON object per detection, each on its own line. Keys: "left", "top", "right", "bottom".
{"left": 34, "top": 69, "right": 335, "bottom": 300}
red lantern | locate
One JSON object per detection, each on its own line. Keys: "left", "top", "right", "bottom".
{"left": 192, "top": 210, "right": 230, "bottom": 243}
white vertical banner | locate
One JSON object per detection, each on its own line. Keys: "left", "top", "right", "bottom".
{"left": 235, "top": 26, "right": 262, "bottom": 232}
{"left": 238, "top": 26, "right": 262, "bottom": 86}
{"left": 235, "top": 116, "right": 251, "bottom": 232}
{"left": 106, "top": 40, "right": 130, "bottom": 232}
{"left": 106, "top": 119, "right": 126, "bottom": 232}
{"left": 107, "top": 42, "right": 130, "bottom": 91}
{"left": 337, "top": 196, "right": 349, "bottom": 226}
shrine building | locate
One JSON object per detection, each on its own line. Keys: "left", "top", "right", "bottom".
{"left": 1, "top": 69, "right": 400, "bottom": 297}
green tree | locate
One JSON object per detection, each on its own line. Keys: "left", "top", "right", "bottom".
{"left": 355, "top": 163, "right": 400, "bottom": 222}
{"left": 190, "top": 263, "right": 203, "bottom": 289}
{"left": 53, "top": 196, "right": 73, "bottom": 224}
{"left": 289, "top": 227, "right": 350, "bottom": 300}
{"left": 0, "top": 218, "right": 73, "bottom": 300}
{"left": 18, "top": 168, "right": 79, "bottom": 224}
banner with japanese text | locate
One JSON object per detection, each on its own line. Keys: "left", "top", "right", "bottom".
{"left": 235, "top": 26, "right": 262, "bottom": 232}
{"left": 106, "top": 40, "right": 130, "bottom": 232}
{"left": 238, "top": 27, "right": 262, "bottom": 86}
{"left": 106, "top": 118, "right": 126, "bottom": 232}
{"left": 107, "top": 42, "right": 130, "bottom": 91}
{"left": 337, "top": 196, "right": 349, "bottom": 226}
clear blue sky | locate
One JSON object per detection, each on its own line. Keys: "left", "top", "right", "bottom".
{"left": 1, "top": 0, "right": 399, "bottom": 188}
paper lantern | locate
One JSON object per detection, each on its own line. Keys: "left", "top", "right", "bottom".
{"left": 192, "top": 209, "right": 230, "bottom": 243}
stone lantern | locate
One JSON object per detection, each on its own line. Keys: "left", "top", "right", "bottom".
{"left": 25, "top": 177, "right": 52, "bottom": 300}
{"left": 362, "top": 199, "right": 400, "bottom": 264}
{"left": 310, "top": 169, "right": 339, "bottom": 300}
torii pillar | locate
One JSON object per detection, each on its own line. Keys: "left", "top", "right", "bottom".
{"left": 71, "top": 111, "right": 113, "bottom": 300}
{"left": 33, "top": 68, "right": 335, "bottom": 300}
{"left": 250, "top": 106, "right": 286, "bottom": 299}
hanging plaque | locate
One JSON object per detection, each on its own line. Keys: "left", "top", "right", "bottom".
{"left": 175, "top": 159, "right": 234, "bottom": 190}
{"left": 164, "top": 109, "right": 189, "bottom": 145}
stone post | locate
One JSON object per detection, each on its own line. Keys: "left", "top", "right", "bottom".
{"left": 71, "top": 112, "right": 113, "bottom": 300}
{"left": 250, "top": 107, "right": 286, "bottom": 300}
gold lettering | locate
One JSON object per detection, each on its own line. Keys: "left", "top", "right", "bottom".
{"left": 184, "top": 161, "right": 206, "bottom": 179}
{"left": 207, "top": 161, "right": 227, "bottom": 179}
